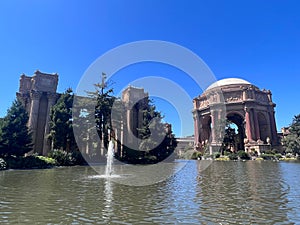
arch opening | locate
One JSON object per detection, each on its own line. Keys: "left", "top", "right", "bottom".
{"left": 222, "top": 113, "right": 245, "bottom": 153}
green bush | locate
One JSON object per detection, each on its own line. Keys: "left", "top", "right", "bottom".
{"left": 48, "top": 149, "right": 76, "bottom": 166}
{"left": 264, "top": 150, "right": 276, "bottom": 155}
{"left": 4, "top": 155, "right": 55, "bottom": 169}
{"left": 214, "top": 152, "right": 221, "bottom": 159}
{"left": 261, "top": 154, "right": 276, "bottom": 160}
{"left": 223, "top": 150, "right": 232, "bottom": 156}
{"left": 191, "top": 151, "right": 202, "bottom": 160}
{"left": 238, "top": 151, "right": 251, "bottom": 160}
{"left": 36, "top": 156, "right": 56, "bottom": 165}
{"left": 0, "top": 158, "right": 7, "bottom": 170}
{"left": 275, "top": 154, "right": 283, "bottom": 159}
{"left": 71, "top": 150, "right": 87, "bottom": 165}
{"left": 228, "top": 153, "right": 238, "bottom": 160}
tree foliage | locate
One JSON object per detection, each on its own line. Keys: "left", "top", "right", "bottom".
{"left": 120, "top": 99, "right": 177, "bottom": 164}
{"left": 283, "top": 114, "right": 300, "bottom": 155}
{"left": 0, "top": 99, "right": 32, "bottom": 156}
{"left": 49, "top": 88, "right": 77, "bottom": 151}
{"left": 93, "top": 82, "right": 116, "bottom": 150}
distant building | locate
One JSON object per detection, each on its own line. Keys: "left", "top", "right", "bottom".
{"left": 16, "top": 72, "right": 171, "bottom": 156}
{"left": 193, "top": 78, "right": 279, "bottom": 155}
{"left": 17, "top": 70, "right": 59, "bottom": 155}
{"left": 176, "top": 136, "right": 194, "bottom": 157}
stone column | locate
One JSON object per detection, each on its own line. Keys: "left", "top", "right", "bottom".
{"left": 193, "top": 112, "right": 199, "bottom": 149}
{"left": 42, "top": 93, "right": 57, "bottom": 155}
{"left": 28, "top": 91, "right": 41, "bottom": 152}
{"left": 210, "top": 110, "right": 216, "bottom": 144}
{"left": 245, "top": 107, "right": 253, "bottom": 142}
{"left": 269, "top": 111, "right": 278, "bottom": 145}
{"left": 253, "top": 110, "right": 260, "bottom": 141}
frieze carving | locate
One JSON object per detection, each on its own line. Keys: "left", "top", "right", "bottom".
{"left": 199, "top": 99, "right": 209, "bottom": 108}
{"left": 255, "top": 93, "right": 268, "bottom": 103}
{"left": 224, "top": 91, "right": 242, "bottom": 102}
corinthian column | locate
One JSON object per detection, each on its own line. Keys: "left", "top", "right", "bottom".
{"left": 28, "top": 91, "right": 41, "bottom": 152}
{"left": 193, "top": 112, "right": 199, "bottom": 149}
{"left": 244, "top": 107, "right": 253, "bottom": 142}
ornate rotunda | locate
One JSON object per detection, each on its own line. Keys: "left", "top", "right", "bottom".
{"left": 193, "top": 78, "right": 279, "bottom": 155}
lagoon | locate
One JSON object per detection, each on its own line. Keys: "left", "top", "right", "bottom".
{"left": 1, "top": 160, "right": 300, "bottom": 224}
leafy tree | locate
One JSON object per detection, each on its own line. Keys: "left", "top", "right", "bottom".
{"left": 48, "top": 88, "right": 77, "bottom": 151}
{"left": 0, "top": 118, "right": 4, "bottom": 137}
{"left": 80, "top": 73, "right": 177, "bottom": 164}
{"left": 221, "top": 120, "right": 238, "bottom": 154}
{"left": 0, "top": 99, "right": 32, "bottom": 156}
{"left": 121, "top": 98, "right": 177, "bottom": 163}
{"left": 283, "top": 114, "right": 300, "bottom": 155}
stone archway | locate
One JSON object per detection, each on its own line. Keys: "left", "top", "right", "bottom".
{"left": 193, "top": 78, "right": 279, "bottom": 154}
{"left": 226, "top": 112, "right": 245, "bottom": 151}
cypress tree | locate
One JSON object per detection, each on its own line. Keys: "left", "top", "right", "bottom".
{"left": 0, "top": 99, "right": 32, "bottom": 156}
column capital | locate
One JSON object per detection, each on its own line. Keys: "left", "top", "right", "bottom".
{"left": 47, "top": 93, "right": 58, "bottom": 103}
{"left": 30, "top": 90, "right": 42, "bottom": 100}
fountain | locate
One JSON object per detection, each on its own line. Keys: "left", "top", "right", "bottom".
{"left": 105, "top": 139, "right": 115, "bottom": 177}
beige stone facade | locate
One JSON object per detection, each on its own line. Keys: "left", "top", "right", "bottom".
{"left": 17, "top": 70, "right": 59, "bottom": 155}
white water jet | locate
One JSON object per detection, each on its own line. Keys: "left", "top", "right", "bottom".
{"left": 105, "top": 140, "right": 114, "bottom": 177}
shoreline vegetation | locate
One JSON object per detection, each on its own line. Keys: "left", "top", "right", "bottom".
{"left": 1, "top": 149, "right": 299, "bottom": 171}
{"left": 183, "top": 149, "right": 300, "bottom": 162}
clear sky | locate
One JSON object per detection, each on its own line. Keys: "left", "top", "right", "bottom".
{"left": 1, "top": 0, "right": 300, "bottom": 137}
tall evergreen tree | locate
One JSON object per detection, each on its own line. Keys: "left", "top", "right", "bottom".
{"left": 48, "top": 88, "right": 76, "bottom": 151}
{"left": 88, "top": 73, "right": 117, "bottom": 151}
{"left": 283, "top": 114, "right": 300, "bottom": 155}
{"left": 0, "top": 99, "right": 32, "bottom": 156}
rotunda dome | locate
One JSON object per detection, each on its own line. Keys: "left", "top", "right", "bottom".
{"left": 207, "top": 78, "right": 251, "bottom": 90}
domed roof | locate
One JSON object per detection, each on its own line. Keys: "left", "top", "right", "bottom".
{"left": 206, "top": 78, "right": 251, "bottom": 90}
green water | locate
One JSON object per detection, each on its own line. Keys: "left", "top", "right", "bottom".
{"left": 0, "top": 160, "right": 300, "bottom": 224}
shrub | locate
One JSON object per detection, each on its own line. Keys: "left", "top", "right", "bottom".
{"left": 228, "top": 153, "right": 238, "bottom": 160}
{"left": 36, "top": 156, "right": 56, "bottom": 165}
{"left": 261, "top": 154, "right": 276, "bottom": 160}
{"left": 214, "top": 152, "right": 221, "bottom": 159}
{"left": 4, "top": 155, "right": 55, "bottom": 169}
{"left": 0, "top": 158, "right": 7, "bottom": 170}
{"left": 71, "top": 150, "right": 87, "bottom": 165}
{"left": 215, "top": 156, "right": 230, "bottom": 161}
{"left": 223, "top": 150, "right": 231, "bottom": 156}
{"left": 191, "top": 151, "right": 202, "bottom": 160}
{"left": 48, "top": 149, "right": 76, "bottom": 166}
{"left": 238, "top": 151, "right": 251, "bottom": 160}
{"left": 264, "top": 150, "right": 276, "bottom": 155}
{"left": 275, "top": 154, "right": 283, "bottom": 159}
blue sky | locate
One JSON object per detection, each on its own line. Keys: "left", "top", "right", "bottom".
{"left": 1, "top": 0, "right": 300, "bottom": 137}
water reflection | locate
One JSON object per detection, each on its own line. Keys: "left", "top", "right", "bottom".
{"left": 0, "top": 161, "right": 300, "bottom": 224}
{"left": 197, "top": 161, "right": 293, "bottom": 224}
{"left": 102, "top": 178, "right": 114, "bottom": 222}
